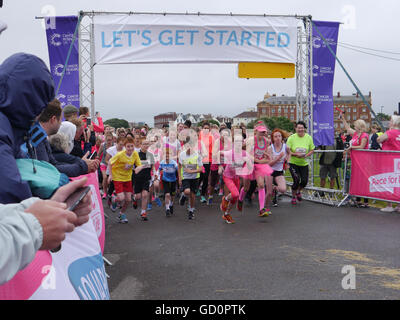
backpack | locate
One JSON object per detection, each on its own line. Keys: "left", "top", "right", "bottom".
{"left": 16, "top": 159, "right": 70, "bottom": 199}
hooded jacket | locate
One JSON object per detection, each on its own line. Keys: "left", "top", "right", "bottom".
{"left": 0, "top": 53, "right": 55, "bottom": 204}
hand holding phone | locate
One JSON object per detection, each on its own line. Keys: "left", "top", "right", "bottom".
{"left": 65, "top": 186, "right": 91, "bottom": 211}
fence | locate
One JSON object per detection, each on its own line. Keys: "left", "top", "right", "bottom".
{"left": 285, "top": 149, "right": 400, "bottom": 207}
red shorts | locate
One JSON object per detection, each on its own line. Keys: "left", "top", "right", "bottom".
{"left": 114, "top": 181, "right": 133, "bottom": 194}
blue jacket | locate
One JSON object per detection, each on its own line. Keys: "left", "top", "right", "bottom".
{"left": 50, "top": 144, "right": 89, "bottom": 177}
{"left": 0, "top": 53, "right": 55, "bottom": 204}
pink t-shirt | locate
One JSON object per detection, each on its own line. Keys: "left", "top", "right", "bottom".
{"left": 222, "top": 150, "right": 249, "bottom": 179}
{"left": 351, "top": 132, "right": 369, "bottom": 149}
{"left": 382, "top": 129, "right": 400, "bottom": 151}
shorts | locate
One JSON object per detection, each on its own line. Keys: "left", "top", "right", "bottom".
{"left": 163, "top": 181, "right": 177, "bottom": 195}
{"left": 272, "top": 170, "right": 284, "bottom": 185}
{"left": 182, "top": 178, "right": 199, "bottom": 193}
{"left": 134, "top": 179, "right": 150, "bottom": 194}
{"left": 320, "top": 165, "right": 338, "bottom": 179}
{"left": 114, "top": 181, "right": 133, "bottom": 194}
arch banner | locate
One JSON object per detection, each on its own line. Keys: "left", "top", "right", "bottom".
{"left": 93, "top": 14, "right": 298, "bottom": 65}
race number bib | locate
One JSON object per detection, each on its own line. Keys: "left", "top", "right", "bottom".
{"left": 185, "top": 164, "right": 197, "bottom": 170}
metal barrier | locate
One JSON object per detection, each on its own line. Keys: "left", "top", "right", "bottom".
{"left": 285, "top": 149, "right": 400, "bottom": 207}
{"left": 285, "top": 149, "right": 349, "bottom": 207}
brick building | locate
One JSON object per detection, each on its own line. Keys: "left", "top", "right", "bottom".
{"left": 257, "top": 92, "right": 372, "bottom": 132}
{"left": 154, "top": 112, "right": 177, "bottom": 128}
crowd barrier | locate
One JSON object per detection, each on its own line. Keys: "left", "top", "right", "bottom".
{"left": 0, "top": 172, "right": 110, "bottom": 300}
{"left": 285, "top": 149, "right": 400, "bottom": 207}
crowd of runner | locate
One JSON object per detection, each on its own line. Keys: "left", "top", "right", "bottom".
{"left": 54, "top": 104, "right": 400, "bottom": 224}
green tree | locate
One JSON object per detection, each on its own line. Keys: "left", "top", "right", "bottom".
{"left": 104, "top": 118, "right": 130, "bottom": 129}
{"left": 247, "top": 117, "right": 295, "bottom": 133}
{"left": 375, "top": 113, "right": 391, "bottom": 121}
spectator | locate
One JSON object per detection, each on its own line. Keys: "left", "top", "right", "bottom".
{"left": 69, "top": 117, "right": 89, "bottom": 158}
{"left": 341, "top": 117, "right": 370, "bottom": 207}
{"left": 49, "top": 133, "right": 98, "bottom": 176}
{"left": 370, "top": 124, "right": 382, "bottom": 150}
{"left": 58, "top": 120, "right": 77, "bottom": 154}
{"left": 79, "top": 107, "right": 104, "bottom": 133}
{"left": 35, "top": 100, "right": 99, "bottom": 177}
{"left": 377, "top": 115, "right": 400, "bottom": 212}
{"left": 62, "top": 104, "right": 79, "bottom": 121}
{"left": 318, "top": 135, "right": 344, "bottom": 192}
{"left": 0, "top": 53, "right": 55, "bottom": 204}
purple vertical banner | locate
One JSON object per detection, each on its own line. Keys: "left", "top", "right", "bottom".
{"left": 45, "top": 16, "right": 80, "bottom": 109}
{"left": 312, "top": 21, "right": 340, "bottom": 146}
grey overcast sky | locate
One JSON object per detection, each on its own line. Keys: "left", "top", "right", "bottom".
{"left": 1, "top": 0, "right": 399, "bottom": 126}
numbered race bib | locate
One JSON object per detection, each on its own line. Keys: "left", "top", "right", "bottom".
{"left": 141, "top": 160, "right": 151, "bottom": 168}
{"left": 185, "top": 164, "right": 197, "bottom": 170}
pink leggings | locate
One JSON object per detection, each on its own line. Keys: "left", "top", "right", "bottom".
{"left": 223, "top": 175, "right": 241, "bottom": 204}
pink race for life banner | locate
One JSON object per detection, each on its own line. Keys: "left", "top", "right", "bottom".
{"left": 0, "top": 172, "right": 109, "bottom": 300}
{"left": 350, "top": 150, "right": 400, "bottom": 202}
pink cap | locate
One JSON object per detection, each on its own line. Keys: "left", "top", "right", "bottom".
{"left": 255, "top": 125, "right": 268, "bottom": 132}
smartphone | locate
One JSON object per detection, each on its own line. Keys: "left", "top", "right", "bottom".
{"left": 86, "top": 117, "right": 92, "bottom": 126}
{"left": 65, "top": 186, "right": 91, "bottom": 211}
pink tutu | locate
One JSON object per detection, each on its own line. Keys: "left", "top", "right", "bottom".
{"left": 242, "top": 164, "right": 272, "bottom": 180}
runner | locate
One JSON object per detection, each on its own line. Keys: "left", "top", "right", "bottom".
{"left": 287, "top": 121, "right": 315, "bottom": 205}
{"left": 266, "top": 129, "right": 290, "bottom": 208}
{"left": 105, "top": 136, "right": 125, "bottom": 211}
{"left": 252, "top": 124, "right": 274, "bottom": 216}
{"left": 134, "top": 140, "right": 156, "bottom": 221}
{"left": 159, "top": 145, "right": 179, "bottom": 217}
{"left": 98, "top": 133, "right": 114, "bottom": 199}
{"left": 108, "top": 136, "right": 142, "bottom": 223}
{"left": 219, "top": 135, "right": 252, "bottom": 224}
{"left": 199, "top": 122, "right": 215, "bottom": 204}
{"left": 178, "top": 137, "right": 203, "bottom": 220}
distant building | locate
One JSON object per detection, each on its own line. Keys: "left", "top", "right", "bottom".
{"left": 233, "top": 111, "right": 258, "bottom": 127}
{"left": 154, "top": 112, "right": 177, "bottom": 128}
{"left": 257, "top": 92, "right": 373, "bottom": 132}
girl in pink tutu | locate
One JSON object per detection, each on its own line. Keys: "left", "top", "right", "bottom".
{"left": 219, "top": 136, "right": 253, "bottom": 223}
{"left": 238, "top": 123, "right": 273, "bottom": 217}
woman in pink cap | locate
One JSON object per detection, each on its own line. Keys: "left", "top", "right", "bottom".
{"left": 238, "top": 122, "right": 273, "bottom": 217}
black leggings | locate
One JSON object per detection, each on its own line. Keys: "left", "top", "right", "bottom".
{"left": 200, "top": 164, "right": 211, "bottom": 196}
{"left": 289, "top": 164, "right": 309, "bottom": 191}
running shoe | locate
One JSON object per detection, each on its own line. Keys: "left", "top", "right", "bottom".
{"left": 132, "top": 198, "right": 138, "bottom": 209}
{"left": 196, "top": 190, "right": 201, "bottom": 197}
{"left": 222, "top": 214, "right": 235, "bottom": 224}
{"left": 155, "top": 197, "right": 162, "bottom": 207}
{"left": 218, "top": 189, "right": 224, "bottom": 196}
{"left": 207, "top": 196, "right": 213, "bottom": 206}
{"left": 296, "top": 192, "right": 302, "bottom": 202}
{"left": 188, "top": 211, "right": 195, "bottom": 220}
{"left": 220, "top": 197, "right": 229, "bottom": 212}
{"left": 166, "top": 208, "right": 171, "bottom": 217}
{"left": 272, "top": 190, "right": 278, "bottom": 207}
{"left": 291, "top": 197, "right": 297, "bottom": 205}
{"left": 258, "top": 208, "right": 270, "bottom": 217}
{"left": 102, "top": 193, "right": 107, "bottom": 200}
{"left": 237, "top": 200, "right": 243, "bottom": 212}
{"left": 200, "top": 196, "right": 207, "bottom": 203}
{"left": 147, "top": 203, "right": 152, "bottom": 211}
{"left": 141, "top": 211, "right": 148, "bottom": 221}
{"left": 179, "top": 194, "right": 187, "bottom": 206}
{"left": 111, "top": 195, "right": 117, "bottom": 212}
{"left": 118, "top": 213, "right": 128, "bottom": 224}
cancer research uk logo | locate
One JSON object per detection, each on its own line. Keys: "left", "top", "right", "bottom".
{"left": 68, "top": 253, "right": 110, "bottom": 300}
{"left": 369, "top": 159, "right": 400, "bottom": 193}
{"left": 50, "top": 33, "right": 62, "bottom": 47}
